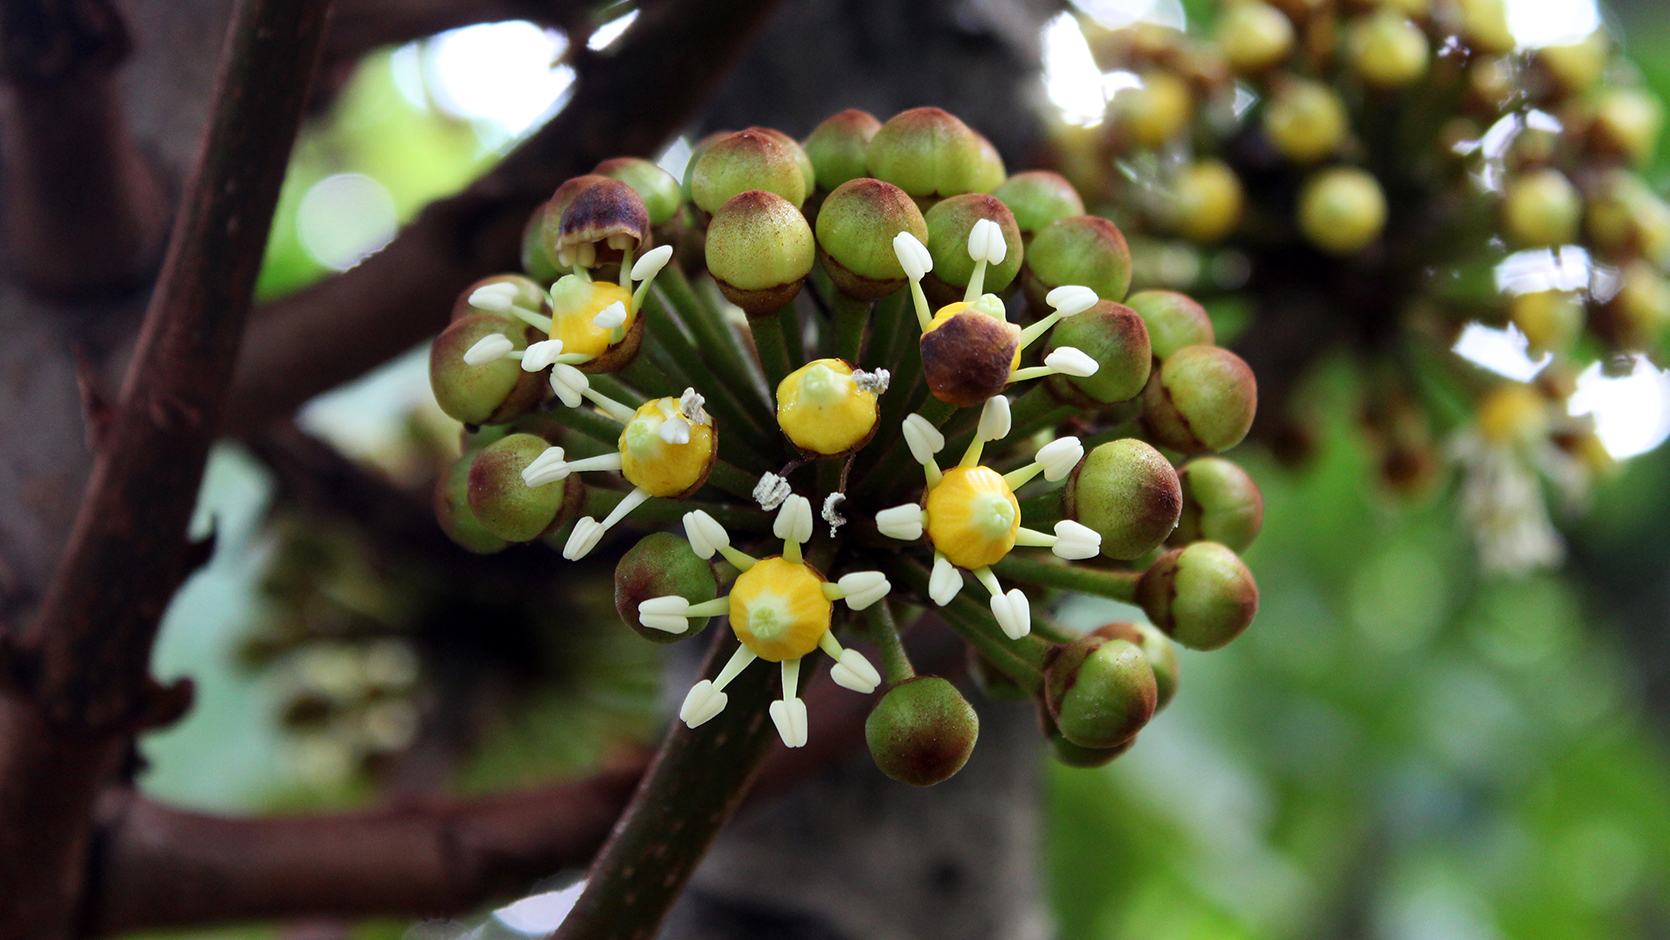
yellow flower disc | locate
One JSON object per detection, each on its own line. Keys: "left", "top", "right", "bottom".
{"left": 776, "top": 358, "right": 879, "bottom": 455}
{"left": 729, "top": 556, "right": 833, "bottom": 661}
{"left": 550, "top": 277, "right": 635, "bottom": 359}
{"left": 925, "top": 465, "right": 1021, "bottom": 569}
{"left": 618, "top": 398, "right": 716, "bottom": 497}
{"left": 924, "top": 301, "right": 1022, "bottom": 371}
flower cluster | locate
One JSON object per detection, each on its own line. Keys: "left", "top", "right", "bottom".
{"left": 427, "top": 107, "right": 1262, "bottom": 779}
{"left": 1054, "top": 0, "right": 1666, "bottom": 571}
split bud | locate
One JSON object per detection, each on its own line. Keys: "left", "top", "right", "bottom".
{"left": 555, "top": 177, "right": 651, "bottom": 269}
{"left": 1140, "top": 345, "right": 1258, "bottom": 454}
{"left": 1044, "top": 634, "right": 1158, "bottom": 749}
{"left": 1137, "top": 541, "right": 1259, "bottom": 651}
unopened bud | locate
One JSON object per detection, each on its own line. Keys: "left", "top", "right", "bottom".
{"left": 594, "top": 157, "right": 684, "bottom": 227}
{"left": 430, "top": 315, "right": 546, "bottom": 426}
{"left": 705, "top": 189, "right": 815, "bottom": 315}
{"left": 1141, "top": 345, "right": 1258, "bottom": 454}
{"left": 434, "top": 453, "right": 509, "bottom": 554}
{"left": 805, "top": 109, "right": 882, "bottom": 192}
{"left": 1045, "top": 635, "right": 1157, "bottom": 749}
{"left": 1137, "top": 542, "right": 1258, "bottom": 651}
{"left": 865, "top": 676, "right": 980, "bottom": 786}
{"left": 1066, "top": 438, "right": 1182, "bottom": 560}
{"left": 1026, "top": 215, "right": 1133, "bottom": 308}
{"left": 1044, "top": 300, "right": 1152, "bottom": 405}
{"left": 691, "top": 128, "right": 809, "bottom": 215}
{"left": 993, "top": 171, "right": 1086, "bottom": 240}
{"left": 816, "top": 178, "right": 929, "bottom": 299}
{"left": 468, "top": 434, "right": 585, "bottom": 542}
{"left": 1171, "top": 457, "right": 1263, "bottom": 552}
{"left": 923, "top": 194, "right": 1024, "bottom": 304}
{"left": 1124, "top": 290, "right": 1215, "bottom": 360}
{"left": 616, "top": 532, "right": 720, "bottom": 644}
{"left": 866, "top": 107, "right": 992, "bottom": 206}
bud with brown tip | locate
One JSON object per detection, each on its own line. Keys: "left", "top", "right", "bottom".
{"left": 815, "top": 178, "right": 929, "bottom": 300}
{"left": 467, "top": 433, "right": 586, "bottom": 543}
{"left": 1171, "top": 457, "right": 1264, "bottom": 552}
{"left": 805, "top": 109, "right": 882, "bottom": 192}
{"left": 1141, "top": 345, "right": 1258, "bottom": 454}
{"left": 690, "top": 128, "right": 810, "bottom": 215}
{"left": 923, "top": 194, "right": 1024, "bottom": 305}
{"left": 1137, "top": 542, "right": 1258, "bottom": 651}
{"left": 1065, "top": 438, "right": 1182, "bottom": 560}
{"left": 1043, "top": 301, "right": 1152, "bottom": 405}
{"left": 1025, "top": 215, "right": 1133, "bottom": 308}
{"left": 1045, "top": 634, "right": 1157, "bottom": 749}
{"left": 866, "top": 107, "right": 990, "bottom": 207}
{"left": 993, "top": 171, "right": 1086, "bottom": 240}
{"left": 866, "top": 677, "right": 980, "bottom": 786}
{"left": 705, "top": 190, "right": 815, "bottom": 316}
{"left": 556, "top": 177, "right": 651, "bottom": 269}
{"left": 615, "top": 532, "right": 719, "bottom": 644}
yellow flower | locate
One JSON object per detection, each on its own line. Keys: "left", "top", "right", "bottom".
{"left": 775, "top": 359, "right": 881, "bottom": 456}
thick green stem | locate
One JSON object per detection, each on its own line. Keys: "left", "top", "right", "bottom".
{"left": 655, "top": 269, "right": 762, "bottom": 404}
{"left": 830, "top": 294, "right": 869, "bottom": 364}
{"left": 705, "top": 459, "right": 758, "bottom": 501}
{"left": 888, "top": 558, "right": 1048, "bottom": 693}
{"left": 993, "top": 555, "right": 1141, "bottom": 604}
{"left": 750, "top": 308, "right": 797, "bottom": 392}
{"left": 866, "top": 602, "right": 915, "bottom": 685}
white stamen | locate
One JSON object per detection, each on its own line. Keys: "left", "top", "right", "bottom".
{"left": 549, "top": 363, "right": 590, "bottom": 408}
{"left": 1045, "top": 346, "right": 1100, "bottom": 377}
{"left": 592, "top": 301, "right": 628, "bottom": 331}
{"left": 562, "top": 517, "right": 605, "bottom": 561}
{"left": 679, "top": 388, "right": 710, "bottom": 425}
{"left": 768, "top": 697, "right": 809, "bottom": 748}
{"left": 902, "top": 414, "right": 946, "bottom": 465}
{"left": 753, "top": 472, "right": 791, "bottom": 511}
{"left": 683, "top": 510, "right": 730, "bottom": 559}
{"left": 468, "top": 282, "right": 519, "bottom": 311}
{"left": 893, "top": 231, "right": 932, "bottom": 281}
{"left": 520, "top": 339, "right": 565, "bottom": 371}
{"left": 637, "top": 595, "right": 692, "bottom": 633}
{"left": 679, "top": 680, "right": 728, "bottom": 728}
{"left": 977, "top": 395, "right": 1013, "bottom": 442}
{"left": 991, "top": 588, "right": 1031, "bottom": 639}
{"left": 929, "top": 554, "right": 962, "bottom": 606}
{"left": 775, "top": 495, "right": 814, "bottom": 545}
{"left": 876, "top": 504, "right": 926, "bottom": 541}
{"left": 968, "top": 218, "right": 1007, "bottom": 264}
{"left": 1036, "top": 437, "right": 1085, "bottom": 482}
{"left": 521, "top": 446, "right": 569, "bottom": 487}
{"left": 659, "top": 415, "right": 692, "bottom": 444}
{"left": 1045, "top": 284, "right": 1099, "bottom": 317}
{"left": 830, "top": 649, "right": 882, "bottom": 694}
{"left": 1051, "top": 520, "right": 1102, "bottom": 560}
{"left": 463, "top": 333, "right": 516, "bottom": 365}
{"left": 836, "top": 570, "right": 890, "bottom": 611}
{"left": 822, "top": 492, "right": 847, "bottom": 535}
{"left": 852, "top": 368, "right": 891, "bottom": 395}
{"left": 631, "top": 244, "right": 674, "bottom": 282}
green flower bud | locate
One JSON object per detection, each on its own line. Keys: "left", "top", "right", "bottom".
{"left": 1297, "top": 166, "right": 1386, "bottom": 255}
{"left": 992, "top": 171, "right": 1086, "bottom": 239}
{"left": 1141, "top": 345, "right": 1258, "bottom": 454}
{"left": 452, "top": 274, "right": 549, "bottom": 321}
{"left": 429, "top": 315, "right": 546, "bottom": 426}
{"left": 1170, "top": 159, "right": 1244, "bottom": 243}
{"left": 521, "top": 202, "right": 564, "bottom": 283}
{"left": 866, "top": 107, "right": 989, "bottom": 206}
{"left": 1050, "top": 733, "right": 1135, "bottom": 768}
{"left": 1113, "top": 71, "right": 1193, "bottom": 148}
{"left": 1138, "top": 541, "right": 1258, "bottom": 651}
{"left": 1502, "top": 168, "right": 1581, "bottom": 248}
{"left": 538, "top": 173, "right": 611, "bottom": 273}
{"left": 1348, "top": 11, "right": 1429, "bottom": 90}
{"left": 1045, "top": 635, "right": 1157, "bottom": 749}
{"left": 865, "top": 676, "right": 980, "bottom": 786}
{"left": 1125, "top": 290, "right": 1215, "bottom": 360}
{"left": 1090, "top": 622, "right": 1179, "bottom": 712}
{"left": 1044, "top": 300, "right": 1152, "bottom": 405}
{"left": 615, "top": 532, "right": 719, "bottom": 644}
{"left": 1458, "top": 0, "right": 1514, "bottom": 55}
{"left": 1171, "top": 457, "right": 1263, "bottom": 552}
{"left": 757, "top": 126, "right": 817, "bottom": 197}
{"left": 1217, "top": 1, "right": 1294, "bottom": 73}
{"left": 805, "top": 109, "right": 881, "bottom": 191}
{"left": 1025, "top": 215, "right": 1133, "bottom": 308}
{"left": 680, "top": 130, "right": 728, "bottom": 205}
{"left": 434, "top": 453, "right": 509, "bottom": 554}
{"left": 691, "top": 128, "right": 809, "bottom": 215}
{"left": 705, "top": 190, "right": 815, "bottom": 315}
{"left": 468, "top": 433, "right": 585, "bottom": 542}
{"left": 1590, "top": 88, "right": 1664, "bottom": 167}
{"left": 815, "top": 177, "right": 929, "bottom": 299}
{"left": 1263, "top": 78, "right": 1347, "bottom": 163}
{"left": 1510, "top": 290, "right": 1584, "bottom": 355}
{"left": 1066, "top": 438, "right": 1182, "bottom": 560}
{"left": 920, "top": 298, "right": 1022, "bottom": 407}
{"left": 923, "top": 194, "right": 1024, "bottom": 305}
{"left": 555, "top": 177, "right": 651, "bottom": 269}
{"left": 594, "top": 157, "right": 684, "bottom": 228}
{"left": 970, "top": 132, "right": 1007, "bottom": 194}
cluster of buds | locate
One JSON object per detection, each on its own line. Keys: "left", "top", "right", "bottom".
{"left": 426, "top": 107, "right": 1262, "bottom": 780}
{"left": 1061, "top": 0, "right": 1665, "bottom": 571}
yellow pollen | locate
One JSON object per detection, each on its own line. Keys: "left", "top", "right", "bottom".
{"left": 550, "top": 277, "right": 635, "bottom": 358}
{"left": 925, "top": 465, "right": 1021, "bottom": 569}
{"left": 776, "top": 358, "right": 879, "bottom": 455}
{"left": 618, "top": 398, "right": 716, "bottom": 497}
{"left": 728, "top": 556, "right": 832, "bottom": 661}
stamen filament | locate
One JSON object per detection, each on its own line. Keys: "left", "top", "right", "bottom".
{"left": 974, "top": 566, "right": 1004, "bottom": 597}
{"left": 717, "top": 544, "right": 759, "bottom": 571}
{"left": 511, "top": 306, "right": 555, "bottom": 333}
{"left": 1014, "top": 527, "right": 1056, "bottom": 547}
{"left": 686, "top": 598, "right": 731, "bottom": 618}
{"left": 712, "top": 645, "right": 758, "bottom": 693}
{"left": 781, "top": 657, "right": 801, "bottom": 701}
{"left": 1003, "top": 462, "right": 1046, "bottom": 490}
{"left": 581, "top": 387, "right": 639, "bottom": 425}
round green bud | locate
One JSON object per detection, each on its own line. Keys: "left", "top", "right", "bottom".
{"left": 451, "top": 274, "right": 549, "bottom": 322}
{"left": 434, "top": 454, "right": 509, "bottom": 554}
{"left": 1125, "top": 290, "right": 1215, "bottom": 360}
{"left": 865, "top": 676, "right": 980, "bottom": 786}
{"left": 1025, "top": 215, "right": 1133, "bottom": 308}
{"left": 1114, "top": 71, "right": 1193, "bottom": 148}
{"left": 1065, "top": 438, "right": 1182, "bottom": 560}
{"left": 705, "top": 189, "right": 815, "bottom": 315}
{"left": 866, "top": 107, "right": 988, "bottom": 205}
{"left": 1051, "top": 733, "right": 1135, "bottom": 768}
{"left": 1090, "top": 622, "right": 1179, "bottom": 712}
{"left": 1297, "top": 166, "right": 1386, "bottom": 255}
{"left": 923, "top": 194, "right": 1024, "bottom": 305}
{"left": 429, "top": 315, "right": 546, "bottom": 426}
{"left": 993, "top": 171, "right": 1086, "bottom": 239}
{"left": 1458, "top": 0, "right": 1514, "bottom": 56}
{"left": 805, "top": 109, "right": 881, "bottom": 191}
{"left": 1263, "top": 78, "right": 1347, "bottom": 164}
{"left": 1141, "top": 345, "right": 1258, "bottom": 454}
{"left": 1045, "top": 635, "right": 1157, "bottom": 749}
{"left": 1502, "top": 168, "right": 1581, "bottom": 248}
{"left": 1510, "top": 290, "right": 1584, "bottom": 355}
{"left": 1137, "top": 542, "right": 1258, "bottom": 651}
{"left": 691, "top": 128, "right": 809, "bottom": 215}
{"left": 467, "top": 433, "right": 584, "bottom": 542}
{"left": 1170, "top": 160, "right": 1244, "bottom": 244}
{"left": 680, "top": 130, "right": 728, "bottom": 205}
{"left": 1171, "top": 457, "right": 1263, "bottom": 552}
{"left": 594, "top": 157, "right": 684, "bottom": 227}
{"left": 756, "top": 126, "right": 816, "bottom": 197}
{"left": 970, "top": 132, "right": 1007, "bottom": 195}
{"left": 1591, "top": 88, "right": 1664, "bottom": 168}
{"left": 1217, "top": 1, "right": 1294, "bottom": 73}
{"left": 1044, "top": 300, "right": 1152, "bottom": 405}
{"left": 1348, "top": 11, "right": 1429, "bottom": 90}
{"left": 521, "top": 202, "right": 565, "bottom": 283}
{"left": 615, "top": 532, "right": 719, "bottom": 644}
{"left": 815, "top": 177, "right": 929, "bottom": 299}
{"left": 555, "top": 177, "right": 651, "bottom": 268}
{"left": 538, "top": 173, "right": 612, "bottom": 272}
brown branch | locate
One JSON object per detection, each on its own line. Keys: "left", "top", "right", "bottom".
{"left": 0, "top": 0, "right": 331, "bottom": 936}
{"left": 0, "top": 0, "right": 170, "bottom": 297}
{"left": 224, "top": 0, "right": 789, "bottom": 431}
